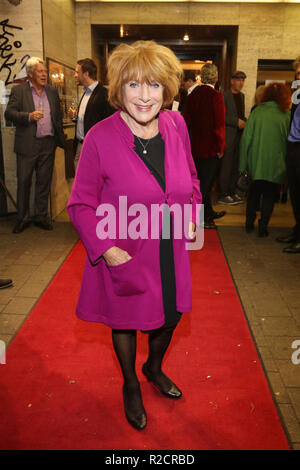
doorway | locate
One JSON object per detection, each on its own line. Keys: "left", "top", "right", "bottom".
{"left": 92, "top": 24, "right": 238, "bottom": 92}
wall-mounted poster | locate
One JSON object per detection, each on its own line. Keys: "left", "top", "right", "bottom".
{"left": 47, "top": 58, "right": 77, "bottom": 127}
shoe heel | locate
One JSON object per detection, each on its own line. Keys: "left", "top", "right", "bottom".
{"left": 142, "top": 363, "right": 151, "bottom": 381}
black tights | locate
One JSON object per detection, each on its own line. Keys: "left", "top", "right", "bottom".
{"left": 246, "top": 180, "right": 278, "bottom": 228}
{"left": 112, "top": 325, "right": 176, "bottom": 414}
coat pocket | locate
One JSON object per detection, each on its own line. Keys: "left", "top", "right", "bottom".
{"left": 105, "top": 255, "right": 145, "bottom": 297}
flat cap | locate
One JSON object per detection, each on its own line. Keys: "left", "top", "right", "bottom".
{"left": 231, "top": 70, "right": 247, "bottom": 79}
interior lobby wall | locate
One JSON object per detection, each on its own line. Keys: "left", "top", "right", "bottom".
{"left": 42, "top": 0, "right": 78, "bottom": 218}
{"left": 75, "top": 1, "right": 300, "bottom": 116}
{"left": 0, "top": 0, "right": 44, "bottom": 215}
{"left": 42, "top": 0, "right": 77, "bottom": 70}
{"left": 0, "top": 0, "right": 78, "bottom": 220}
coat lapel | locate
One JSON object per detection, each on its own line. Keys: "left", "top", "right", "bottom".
{"left": 25, "top": 81, "right": 35, "bottom": 112}
{"left": 85, "top": 84, "right": 98, "bottom": 114}
{"left": 83, "top": 84, "right": 99, "bottom": 132}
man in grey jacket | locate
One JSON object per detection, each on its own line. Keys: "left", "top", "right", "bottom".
{"left": 218, "top": 71, "right": 247, "bottom": 205}
{"left": 5, "top": 57, "right": 65, "bottom": 233}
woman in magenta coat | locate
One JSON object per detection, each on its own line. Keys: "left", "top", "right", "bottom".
{"left": 67, "top": 41, "right": 201, "bottom": 430}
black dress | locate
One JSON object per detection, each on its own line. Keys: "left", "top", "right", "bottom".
{"left": 133, "top": 133, "right": 181, "bottom": 330}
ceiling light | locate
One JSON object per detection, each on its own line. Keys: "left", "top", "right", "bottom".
{"left": 183, "top": 33, "right": 189, "bottom": 41}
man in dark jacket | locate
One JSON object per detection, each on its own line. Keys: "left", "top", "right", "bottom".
{"left": 5, "top": 57, "right": 65, "bottom": 233}
{"left": 69, "top": 58, "right": 115, "bottom": 169}
{"left": 218, "top": 70, "right": 247, "bottom": 205}
{"left": 276, "top": 56, "right": 300, "bottom": 253}
{"left": 184, "top": 64, "right": 226, "bottom": 229}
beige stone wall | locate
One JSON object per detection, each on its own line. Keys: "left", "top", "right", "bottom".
{"left": 0, "top": 0, "right": 43, "bottom": 83}
{"left": 236, "top": 3, "right": 300, "bottom": 114}
{"left": 75, "top": 1, "right": 300, "bottom": 116}
{"left": 42, "top": 0, "right": 77, "bottom": 69}
{"left": 75, "top": 1, "right": 92, "bottom": 59}
{"left": 42, "top": 0, "right": 77, "bottom": 218}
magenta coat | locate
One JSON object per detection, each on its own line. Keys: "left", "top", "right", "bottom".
{"left": 67, "top": 109, "right": 202, "bottom": 330}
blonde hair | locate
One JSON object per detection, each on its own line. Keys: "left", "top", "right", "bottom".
{"left": 107, "top": 40, "right": 183, "bottom": 109}
{"left": 200, "top": 63, "right": 218, "bottom": 85}
{"left": 254, "top": 85, "right": 266, "bottom": 106}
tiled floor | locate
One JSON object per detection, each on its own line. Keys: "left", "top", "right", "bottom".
{"left": 0, "top": 218, "right": 78, "bottom": 347}
{"left": 0, "top": 196, "right": 299, "bottom": 450}
{"left": 215, "top": 196, "right": 300, "bottom": 450}
{"left": 218, "top": 225, "right": 300, "bottom": 450}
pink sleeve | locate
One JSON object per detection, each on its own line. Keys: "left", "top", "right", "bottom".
{"left": 67, "top": 134, "right": 115, "bottom": 265}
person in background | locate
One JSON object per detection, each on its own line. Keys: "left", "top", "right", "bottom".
{"left": 239, "top": 82, "right": 291, "bottom": 237}
{"left": 218, "top": 71, "right": 247, "bottom": 205}
{"left": 276, "top": 56, "right": 300, "bottom": 253}
{"left": 250, "top": 85, "right": 266, "bottom": 113}
{"left": 5, "top": 57, "right": 65, "bottom": 234}
{"left": 178, "top": 85, "right": 187, "bottom": 114}
{"left": 182, "top": 70, "right": 199, "bottom": 96}
{"left": 67, "top": 41, "right": 201, "bottom": 430}
{"left": 251, "top": 85, "right": 281, "bottom": 205}
{"left": 290, "top": 56, "right": 300, "bottom": 123}
{"left": 181, "top": 71, "right": 199, "bottom": 114}
{"left": 184, "top": 63, "right": 226, "bottom": 229}
{"left": 68, "top": 58, "right": 115, "bottom": 170}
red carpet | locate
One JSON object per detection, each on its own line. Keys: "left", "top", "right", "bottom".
{"left": 0, "top": 231, "right": 290, "bottom": 450}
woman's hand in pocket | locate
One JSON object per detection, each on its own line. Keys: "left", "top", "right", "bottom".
{"left": 103, "top": 246, "right": 132, "bottom": 266}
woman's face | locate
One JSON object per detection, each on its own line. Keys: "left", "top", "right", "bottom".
{"left": 122, "top": 80, "right": 164, "bottom": 126}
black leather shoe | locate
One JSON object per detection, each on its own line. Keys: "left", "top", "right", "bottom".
{"left": 123, "top": 384, "right": 147, "bottom": 430}
{"left": 142, "top": 363, "right": 182, "bottom": 399}
{"left": 283, "top": 242, "right": 300, "bottom": 254}
{"left": 0, "top": 279, "right": 13, "bottom": 289}
{"left": 203, "top": 220, "right": 217, "bottom": 229}
{"left": 212, "top": 211, "right": 226, "bottom": 219}
{"left": 276, "top": 233, "right": 297, "bottom": 244}
{"left": 12, "top": 220, "right": 30, "bottom": 234}
{"left": 34, "top": 219, "right": 53, "bottom": 231}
